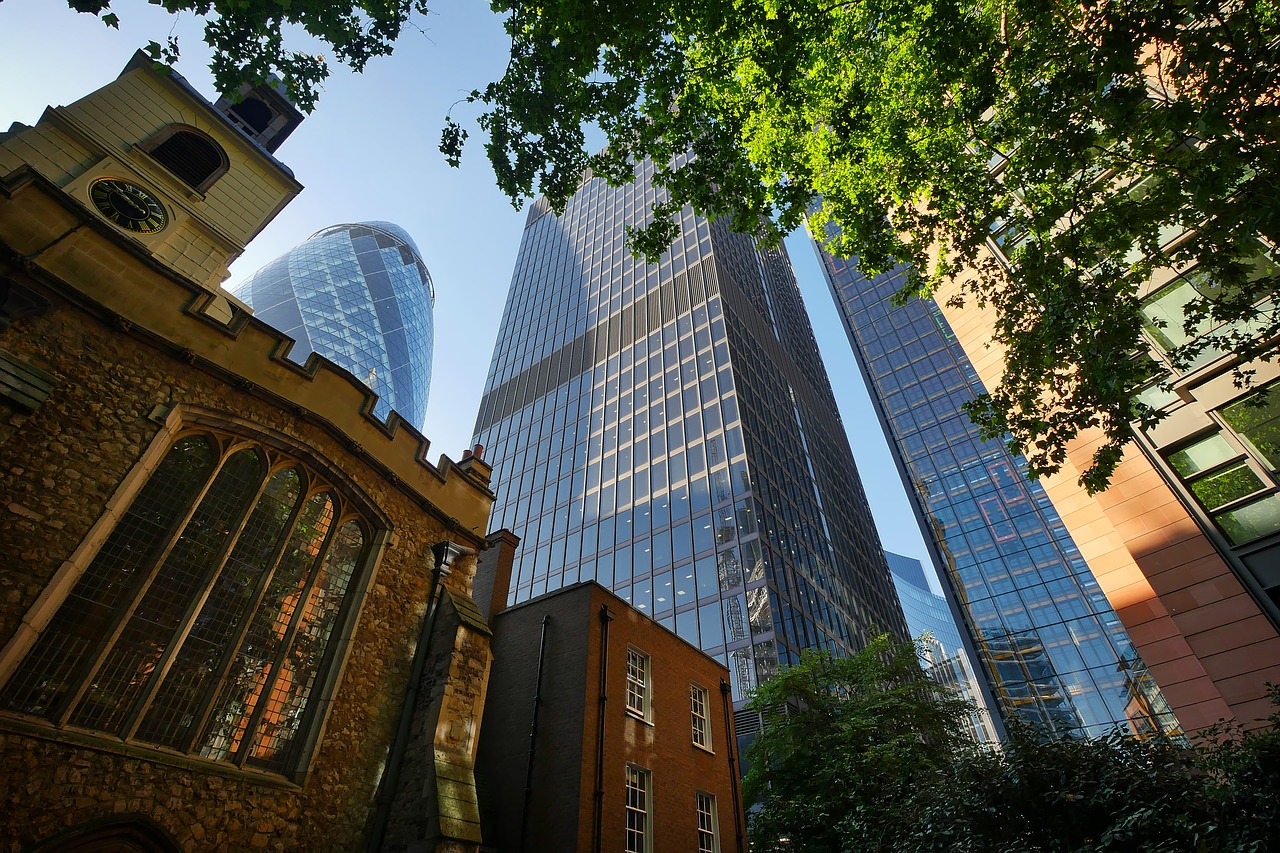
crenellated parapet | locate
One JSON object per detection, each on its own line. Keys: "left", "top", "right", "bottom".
{"left": 0, "top": 163, "right": 492, "bottom": 537}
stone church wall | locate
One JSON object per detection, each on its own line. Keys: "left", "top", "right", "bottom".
{"left": 0, "top": 267, "right": 490, "bottom": 851}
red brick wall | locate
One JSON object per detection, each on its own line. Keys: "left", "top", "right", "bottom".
{"left": 479, "top": 582, "right": 744, "bottom": 852}
{"left": 581, "top": 586, "right": 744, "bottom": 853}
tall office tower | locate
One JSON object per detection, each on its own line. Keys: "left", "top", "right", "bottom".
{"left": 231, "top": 221, "right": 435, "bottom": 428}
{"left": 819, "top": 254, "right": 1183, "bottom": 737}
{"left": 472, "top": 160, "right": 907, "bottom": 704}
{"left": 886, "top": 551, "right": 998, "bottom": 742}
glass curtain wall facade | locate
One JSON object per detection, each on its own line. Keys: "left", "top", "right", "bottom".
{"left": 886, "top": 551, "right": 998, "bottom": 742}
{"left": 886, "top": 551, "right": 969, "bottom": 664}
{"left": 818, "top": 253, "right": 1181, "bottom": 737}
{"left": 231, "top": 221, "right": 435, "bottom": 429}
{"left": 472, "top": 161, "right": 907, "bottom": 703}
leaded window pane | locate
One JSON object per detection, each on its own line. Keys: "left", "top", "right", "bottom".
{"left": 0, "top": 431, "right": 376, "bottom": 779}
{"left": 198, "top": 492, "right": 335, "bottom": 764}
{"left": 245, "top": 514, "right": 361, "bottom": 772}
{"left": 0, "top": 436, "right": 215, "bottom": 717}
{"left": 136, "top": 467, "right": 303, "bottom": 748}
{"left": 68, "top": 448, "right": 264, "bottom": 733}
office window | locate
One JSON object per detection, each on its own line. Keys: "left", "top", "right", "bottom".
{"left": 696, "top": 791, "right": 719, "bottom": 853}
{"left": 626, "top": 647, "right": 650, "bottom": 719}
{"left": 1167, "top": 431, "right": 1280, "bottom": 546}
{"left": 1140, "top": 250, "right": 1278, "bottom": 373}
{"left": 0, "top": 430, "right": 373, "bottom": 778}
{"left": 690, "top": 682, "right": 711, "bottom": 748}
{"left": 625, "top": 764, "right": 652, "bottom": 853}
{"left": 1223, "top": 387, "right": 1280, "bottom": 471}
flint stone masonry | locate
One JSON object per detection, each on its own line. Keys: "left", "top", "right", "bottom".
{"left": 381, "top": 591, "right": 493, "bottom": 853}
{"left": 1, "top": 733, "right": 301, "bottom": 852}
{"left": 0, "top": 188, "right": 503, "bottom": 853}
{"left": 0, "top": 53, "right": 500, "bottom": 853}
{"left": 0, "top": 272, "right": 494, "bottom": 849}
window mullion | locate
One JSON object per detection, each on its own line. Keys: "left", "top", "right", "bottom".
{"left": 232, "top": 516, "right": 340, "bottom": 767}
{"left": 178, "top": 488, "right": 311, "bottom": 754}
{"left": 49, "top": 445, "right": 225, "bottom": 728}
{"left": 119, "top": 467, "right": 273, "bottom": 741}
{"left": 1206, "top": 483, "right": 1278, "bottom": 516}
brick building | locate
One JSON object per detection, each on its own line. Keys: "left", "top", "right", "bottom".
{"left": 0, "top": 53, "right": 498, "bottom": 851}
{"left": 474, "top": 540, "right": 746, "bottom": 853}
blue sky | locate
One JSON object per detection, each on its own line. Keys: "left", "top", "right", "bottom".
{"left": 0, "top": 0, "right": 940, "bottom": 583}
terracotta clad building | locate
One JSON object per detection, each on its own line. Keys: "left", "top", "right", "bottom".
{"left": 475, "top": 548, "right": 745, "bottom": 853}
{"left": 936, "top": 274, "right": 1280, "bottom": 732}
{"left": 931, "top": 243, "right": 1280, "bottom": 732}
{"left": 0, "top": 54, "right": 500, "bottom": 851}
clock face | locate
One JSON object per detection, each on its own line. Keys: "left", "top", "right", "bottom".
{"left": 89, "top": 178, "right": 168, "bottom": 234}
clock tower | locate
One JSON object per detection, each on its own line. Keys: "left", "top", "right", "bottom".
{"left": 0, "top": 51, "right": 303, "bottom": 323}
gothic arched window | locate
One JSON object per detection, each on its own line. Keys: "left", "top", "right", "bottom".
{"left": 0, "top": 429, "right": 375, "bottom": 777}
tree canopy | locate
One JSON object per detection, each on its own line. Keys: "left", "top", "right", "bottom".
{"left": 742, "top": 638, "right": 974, "bottom": 851}
{"left": 744, "top": 642, "right": 1280, "bottom": 852}
{"left": 460, "top": 0, "right": 1280, "bottom": 493}
{"left": 67, "top": 0, "right": 1280, "bottom": 491}
{"left": 64, "top": 0, "right": 429, "bottom": 112}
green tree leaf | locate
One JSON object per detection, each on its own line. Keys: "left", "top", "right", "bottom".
{"left": 463, "top": 0, "right": 1280, "bottom": 492}
{"left": 743, "top": 642, "right": 1280, "bottom": 851}
{"left": 61, "top": 0, "right": 432, "bottom": 111}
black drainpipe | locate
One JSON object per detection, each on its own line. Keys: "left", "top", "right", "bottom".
{"left": 518, "top": 614, "right": 552, "bottom": 852}
{"left": 591, "top": 604, "right": 614, "bottom": 853}
{"left": 721, "top": 679, "right": 746, "bottom": 853}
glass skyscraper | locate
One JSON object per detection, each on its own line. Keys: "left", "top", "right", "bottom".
{"left": 818, "top": 253, "right": 1181, "bottom": 737}
{"left": 886, "top": 551, "right": 970, "bottom": 667}
{"left": 472, "top": 160, "right": 907, "bottom": 704}
{"left": 886, "top": 551, "right": 998, "bottom": 742}
{"left": 231, "top": 222, "right": 435, "bottom": 428}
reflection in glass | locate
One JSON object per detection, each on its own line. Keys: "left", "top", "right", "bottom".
{"left": 818, "top": 252, "right": 1181, "bottom": 737}
{"left": 473, "top": 160, "right": 906, "bottom": 703}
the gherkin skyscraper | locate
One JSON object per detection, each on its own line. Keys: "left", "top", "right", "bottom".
{"left": 232, "top": 221, "right": 434, "bottom": 429}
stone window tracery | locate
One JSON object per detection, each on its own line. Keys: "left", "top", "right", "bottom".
{"left": 0, "top": 428, "right": 375, "bottom": 777}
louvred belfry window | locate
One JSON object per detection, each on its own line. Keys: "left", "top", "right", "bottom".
{"left": 144, "top": 126, "right": 229, "bottom": 193}
{"left": 0, "top": 431, "right": 373, "bottom": 777}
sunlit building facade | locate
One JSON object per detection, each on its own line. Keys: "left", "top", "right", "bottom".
{"left": 231, "top": 221, "right": 435, "bottom": 429}
{"left": 819, "top": 254, "right": 1182, "bottom": 737}
{"left": 472, "top": 161, "right": 907, "bottom": 705}
{"left": 887, "top": 551, "right": 998, "bottom": 742}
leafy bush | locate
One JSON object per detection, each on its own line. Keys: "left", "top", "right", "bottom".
{"left": 745, "top": 642, "right": 1280, "bottom": 852}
